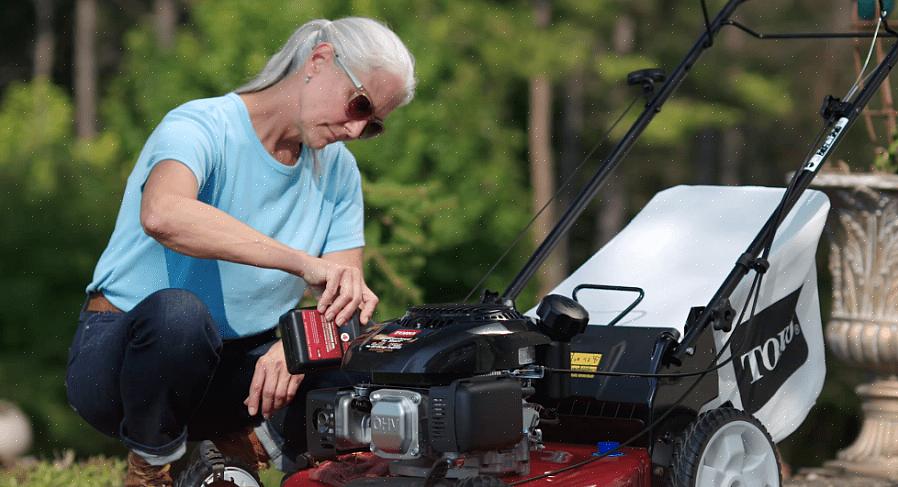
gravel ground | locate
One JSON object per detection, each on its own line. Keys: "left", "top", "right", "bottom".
{"left": 786, "top": 468, "right": 898, "bottom": 486}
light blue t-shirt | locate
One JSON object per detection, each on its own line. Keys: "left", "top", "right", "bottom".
{"left": 87, "top": 93, "right": 365, "bottom": 338}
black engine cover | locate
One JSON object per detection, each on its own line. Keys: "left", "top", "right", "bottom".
{"left": 429, "top": 375, "right": 524, "bottom": 453}
{"left": 342, "top": 304, "right": 551, "bottom": 386}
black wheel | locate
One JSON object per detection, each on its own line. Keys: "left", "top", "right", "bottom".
{"left": 670, "top": 407, "right": 780, "bottom": 487}
{"left": 454, "top": 476, "right": 507, "bottom": 487}
{"left": 175, "top": 440, "right": 263, "bottom": 487}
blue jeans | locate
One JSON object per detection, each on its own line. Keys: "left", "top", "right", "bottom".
{"left": 65, "top": 288, "right": 362, "bottom": 464}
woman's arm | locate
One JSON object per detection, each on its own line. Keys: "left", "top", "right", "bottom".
{"left": 141, "top": 159, "right": 311, "bottom": 275}
{"left": 141, "top": 159, "right": 364, "bottom": 323}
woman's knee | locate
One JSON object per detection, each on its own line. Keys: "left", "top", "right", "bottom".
{"left": 129, "top": 289, "right": 222, "bottom": 353}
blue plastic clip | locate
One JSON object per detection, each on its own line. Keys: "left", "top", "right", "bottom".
{"left": 593, "top": 441, "right": 624, "bottom": 457}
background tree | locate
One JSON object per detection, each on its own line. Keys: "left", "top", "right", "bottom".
{"left": 529, "top": 0, "right": 565, "bottom": 296}
{"left": 31, "top": 0, "right": 54, "bottom": 80}
{"left": 74, "top": 0, "right": 97, "bottom": 139}
{"left": 154, "top": 0, "right": 177, "bottom": 51}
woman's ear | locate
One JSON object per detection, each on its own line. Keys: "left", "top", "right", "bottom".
{"left": 309, "top": 43, "right": 335, "bottom": 74}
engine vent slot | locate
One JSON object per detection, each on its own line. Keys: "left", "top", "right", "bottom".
{"left": 398, "top": 304, "right": 523, "bottom": 329}
{"left": 430, "top": 397, "right": 447, "bottom": 436}
{"left": 429, "top": 388, "right": 455, "bottom": 452}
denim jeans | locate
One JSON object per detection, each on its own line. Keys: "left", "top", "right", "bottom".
{"left": 65, "top": 288, "right": 363, "bottom": 465}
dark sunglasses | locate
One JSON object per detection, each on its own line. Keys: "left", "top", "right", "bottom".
{"left": 334, "top": 53, "right": 385, "bottom": 139}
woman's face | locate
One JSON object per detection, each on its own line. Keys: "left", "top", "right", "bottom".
{"left": 299, "top": 45, "right": 405, "bottom": 149}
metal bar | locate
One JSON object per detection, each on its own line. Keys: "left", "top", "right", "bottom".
{"left": 725, "top": 20, "right": 898, "bottom": 39}
{"left": 572, "top": 284, "right": 645, "bottom": 327}
{"left": 502, "top": 0, "right": 747, "bottom": 301}
{"left": 673, "top": 35, "right": 898, "bottom": 361}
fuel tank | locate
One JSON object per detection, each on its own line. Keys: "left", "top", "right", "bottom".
{"left": 342, "top": 304, "right": 551, "bottom": 386}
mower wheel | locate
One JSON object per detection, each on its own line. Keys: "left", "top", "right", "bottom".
{"left": 670, "top": 407, "right": 780, "bottom": 487}
{"left": 175, "top": 440, "right": 263, "bottom": 487}
{"left": 454, "top": 476, "right": 507, "bottom": 487}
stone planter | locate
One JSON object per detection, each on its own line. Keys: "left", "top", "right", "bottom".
{"left": 0, "top": 400, "right": 31, "bottom": 465}
{"left": 813, "top": 172, "right": 898, "bottom": 480}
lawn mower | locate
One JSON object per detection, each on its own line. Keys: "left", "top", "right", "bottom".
{"left": 176, "top": 1, "right": 898, "bottom": 486}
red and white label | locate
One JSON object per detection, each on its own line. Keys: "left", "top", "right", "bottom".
{"left": 302, "top": 310, "right": 342, "bottom": 361}
{"left": 389, "top": 329, "right": 422, "bottom": 338}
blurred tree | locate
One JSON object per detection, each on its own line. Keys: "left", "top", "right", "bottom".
{"left": 596, "top": 12, "right": 634, "bottom": 248}
{"left": 74, "top": 0, "right": 98, "bottom": 138}
{"left": 529, "top": 0, "right": 565, "bottom": 296}
{"left": 31, "top": 0, "right": 55, "bottom": 80}
{"left": 154, "top": 0, "right": 177, "bottom": 51}
{"left": 558, "top": 69, "right": 584, "bottom": 267}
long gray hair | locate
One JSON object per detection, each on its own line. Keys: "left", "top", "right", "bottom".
{"left": 236, "top": 17, "right": 416, "bottom": 106}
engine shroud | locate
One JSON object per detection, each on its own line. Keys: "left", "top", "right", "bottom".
{"left": 306, "top": 375, "right": 528, "bottom": 463}
{"left": 343, "top": 304, "right": 551, "bottom": 386}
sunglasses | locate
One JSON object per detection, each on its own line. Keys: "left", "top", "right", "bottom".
{"left": 333, "top": 53, "right": 385, "bottom": 139}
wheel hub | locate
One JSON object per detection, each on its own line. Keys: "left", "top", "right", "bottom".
{"left": 696, "top": 420, "right": 778, "bottom": 487}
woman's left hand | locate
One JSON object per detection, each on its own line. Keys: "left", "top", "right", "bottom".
{"left": 245, "top": 340, "right": 303, "bottom": 418}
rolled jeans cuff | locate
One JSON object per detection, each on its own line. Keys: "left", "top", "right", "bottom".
{"left": 123, "top": 425, "right": 188, "bottom": 466}
{"left": 255, "top": 421, "right": 296, "bottom": 473}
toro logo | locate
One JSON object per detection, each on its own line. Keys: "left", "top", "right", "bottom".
{"left": 389, "top": 329, "right": 422, "bottom": 338}
{"left": 731, "top": 287, "right": 809, "bottom": 414}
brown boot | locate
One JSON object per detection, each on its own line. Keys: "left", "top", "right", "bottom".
{"left": 125, "top": 452, "right": 173, "bottom": 487}
{"left": 213, "top": 426, "right": 270, "bottom": 473}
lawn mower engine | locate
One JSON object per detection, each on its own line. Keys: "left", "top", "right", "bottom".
{"left": 303, "top": 299, "right": 583, "bottom": 482}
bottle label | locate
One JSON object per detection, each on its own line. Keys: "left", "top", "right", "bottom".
{"left": 302, "top": 309, "right": 343, "bottom": 360}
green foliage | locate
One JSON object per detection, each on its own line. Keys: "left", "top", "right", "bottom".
{"left": 0, "top": 79, "right": 125, "bottom": 457}
{"left": 727, "top": 71, "right": 793, "bottom": 117}
{"left": 622, "top": 99, "right": 741, "bottom": 145}
{"left": 596, "top": 54, "right": 658, "bottom": 85}
{"left": 0, "top": 80, "right": 73, "bottom": 195}
{"left": 873, "top": 135, "right": 898, "bottom": 172}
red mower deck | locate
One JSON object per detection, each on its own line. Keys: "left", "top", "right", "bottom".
{"left": 284, "top": 443, "right": 652, "bottom": 487}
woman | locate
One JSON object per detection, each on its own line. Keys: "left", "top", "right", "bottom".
{"left": 65, "top": 17, "right": 415, "bottom": 486}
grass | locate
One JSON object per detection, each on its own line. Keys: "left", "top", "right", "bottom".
{"left": 0, "top": 456, "right": 126, "bottom": 487}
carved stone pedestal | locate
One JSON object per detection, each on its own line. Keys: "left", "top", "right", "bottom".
{"left": 826, "top": 380, "right": 898, "bottom": 478}
{"left": 814, "top": 173, "right": 898, "bottom": 480}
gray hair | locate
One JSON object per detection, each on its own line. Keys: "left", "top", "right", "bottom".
{"left": 236, "top": 17, "right": 416, "bottom": 106}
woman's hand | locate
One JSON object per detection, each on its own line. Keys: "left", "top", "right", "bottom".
{"left": 301, "top": 256, "right": 379, "bottom": 325}
{"left": 244, "top": 340, "right": 303, "bottom": 419}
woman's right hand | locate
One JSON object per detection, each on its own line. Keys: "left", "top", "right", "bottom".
{"left": 300, "top": 255, "right": 378, "bottom": 325}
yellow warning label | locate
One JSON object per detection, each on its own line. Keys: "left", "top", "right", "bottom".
{"left": 570, "top": 352, "right": 602, "bottom": 378}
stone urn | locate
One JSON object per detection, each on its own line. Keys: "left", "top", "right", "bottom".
{"left": 813, "top": 172, "right": 898, "bottom": 480}
{"left": 0, "top": 400, "right": 31, "bottom": 465}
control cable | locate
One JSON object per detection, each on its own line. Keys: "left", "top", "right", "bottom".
{"left": 463, "top": 95, "right": 642, "bottom": 303}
